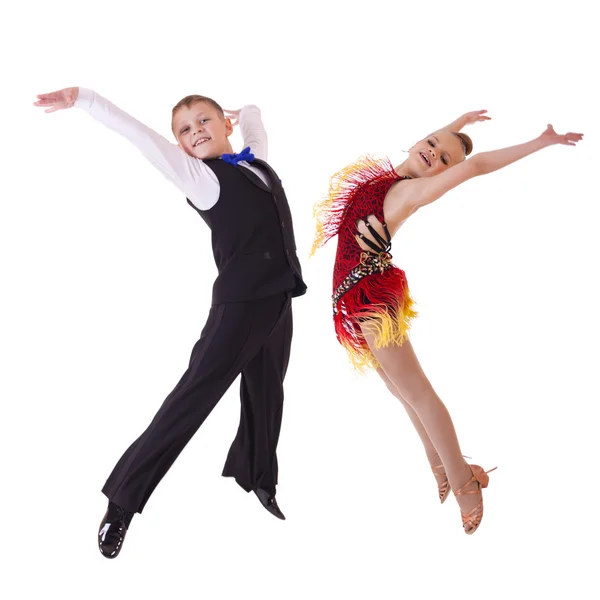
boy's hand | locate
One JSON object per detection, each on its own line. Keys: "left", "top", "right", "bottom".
{"left": 539, "top": 124, "right": 583, "bottom": 147}
{"left": 33, "top": 87, "right": 80, "bottom": 113}
{"left": 223, "top": 109, "right": 241, "bottom": 126}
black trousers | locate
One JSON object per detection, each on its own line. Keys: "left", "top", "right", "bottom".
{"left": 102, "top": 292, "right": 293, "bottom": 513}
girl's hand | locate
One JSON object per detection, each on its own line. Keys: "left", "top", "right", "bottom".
{"left": 223, "top": 108, "right": 241, "bottom": 126}
{"left": 33, "top": 87, "right": 79, "bottom": 113}
{"left": 438, "top": 110, "right": 490, "bottom": 134}
{"left": 539, "top": 124, "right": 583, "bottom": 147}
{"left": 461, "top": 110, "right": 491, "bottom": 126}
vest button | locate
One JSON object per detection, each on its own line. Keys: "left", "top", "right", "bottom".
{"left": 281, "top": 221, "right": 285, "bottom": 228}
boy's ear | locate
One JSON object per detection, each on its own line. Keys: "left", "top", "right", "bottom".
{"left": 225, "top": 117, "right": 234, "bottom": 137}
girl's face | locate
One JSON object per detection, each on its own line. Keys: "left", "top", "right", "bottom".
{"left": 407, "top": 131, "right": 466, "bottom": 177}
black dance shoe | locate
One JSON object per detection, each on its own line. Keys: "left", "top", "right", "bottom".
{"left": 254, "top": 489, "right": 286, "bottom": 520}
{"left": 98, "top": 501, "right": 134, "bottom": 559}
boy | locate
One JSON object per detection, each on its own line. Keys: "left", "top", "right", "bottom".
{"left": 34, "top": 86, "right": 307, "bottom": 559}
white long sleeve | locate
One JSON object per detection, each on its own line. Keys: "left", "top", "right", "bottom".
{"left": 74, "top": 88, "right": 270, "bottom": 210}
{"left": 239, "top": 104, "right": 268, "bottom": 161}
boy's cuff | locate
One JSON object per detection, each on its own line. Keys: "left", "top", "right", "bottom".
{"left": 74, "top": 87, "right": 94, "bottom": 109}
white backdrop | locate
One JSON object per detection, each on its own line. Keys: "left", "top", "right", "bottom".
{"left": 1, "top": 0, "right": 598, "bottom": 598}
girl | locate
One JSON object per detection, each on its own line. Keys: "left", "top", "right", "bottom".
{"left": 312, "top": 112, "right": 582, "bottom": 534}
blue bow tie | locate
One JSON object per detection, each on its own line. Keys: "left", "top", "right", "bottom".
{"left": 221, "top": 146, "right": 255, "bottom": 166}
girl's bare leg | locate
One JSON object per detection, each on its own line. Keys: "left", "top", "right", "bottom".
{"left": 362, "top": 329, "right": 481, "bottom": 516}
{"left": 375, "top": 368, "right": 448, "bottom": 490}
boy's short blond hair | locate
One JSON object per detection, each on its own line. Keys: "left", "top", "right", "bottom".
{"left": 172, "top": 95, "right": 225, "bottom": 121}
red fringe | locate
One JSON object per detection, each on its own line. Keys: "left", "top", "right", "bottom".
{"left": 334, "top": 267, "right": 417, "bottom": 372}
{"left": 311, "top": 155, "right": 398, "bottom": 255}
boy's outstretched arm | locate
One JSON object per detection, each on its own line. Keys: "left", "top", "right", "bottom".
{"left": 34, "top": 87, "right": 220, "bottom": 209}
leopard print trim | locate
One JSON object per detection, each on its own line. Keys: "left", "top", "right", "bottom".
{"left": 332, "top": 251, "right": 393, "bottom": 315}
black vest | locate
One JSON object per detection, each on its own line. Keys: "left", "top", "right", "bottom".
{"left": 186, "top": 158, "right": 307, "bottom": 304}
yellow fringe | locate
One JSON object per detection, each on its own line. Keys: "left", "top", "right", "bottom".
{"left": 310, "top": 155, "right": 394, "bottom": 257}
{"left": 340, "top": 289, "right": 418, "bottom": 373}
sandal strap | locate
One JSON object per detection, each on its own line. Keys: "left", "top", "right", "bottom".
{"left": 430, "top": 456, "right": 473, "bottom": 476}
{"left": 454, "top": 474, "right": 478, "bottom": 497}
{"left": 461, "top": 501, "right": 484, "bottom": 530}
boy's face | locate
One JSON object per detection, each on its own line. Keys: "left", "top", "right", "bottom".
{"left": 173, "top": 101, "right": 233, "bottom": 159}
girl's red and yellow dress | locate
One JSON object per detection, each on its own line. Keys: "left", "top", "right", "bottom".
{"left": 311, "top": 156, "right": 417, "bottom": 372}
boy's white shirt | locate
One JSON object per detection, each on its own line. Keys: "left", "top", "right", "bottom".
{"left": 74, "top": 88, "right": 270, "bottom": 210}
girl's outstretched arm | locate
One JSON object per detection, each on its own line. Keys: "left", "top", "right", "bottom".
{"left": 399, "top": 124, "right": 583, "bottom": 212}
{"left": 437, "top": 110, "right": 491, "bottom": 133}
{"left": 34, "top": 87, "right": 221, "bottom": 210}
